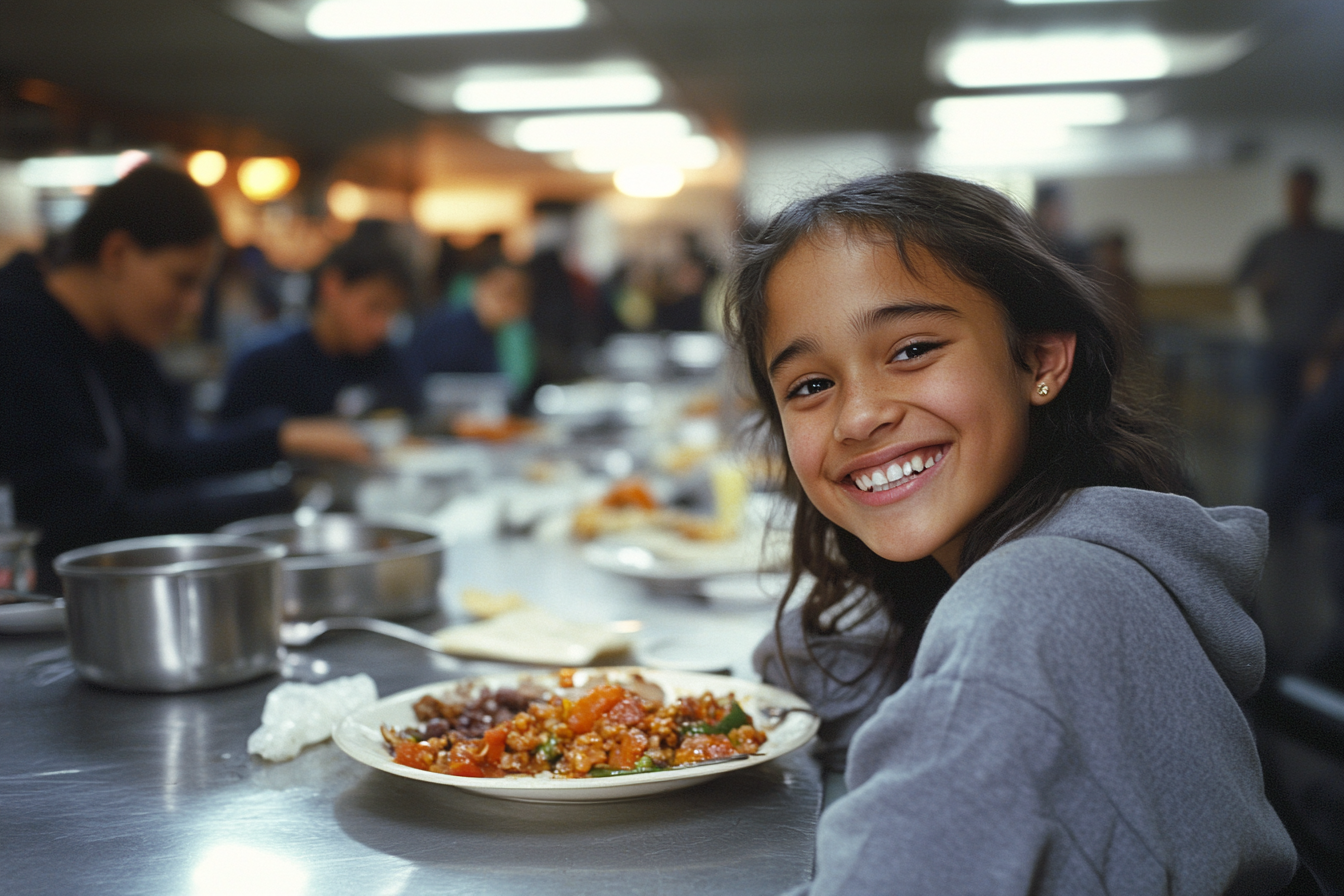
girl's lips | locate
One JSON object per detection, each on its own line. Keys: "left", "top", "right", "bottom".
{"left": 843, "top": 444, "right": 948, "bottom": 494}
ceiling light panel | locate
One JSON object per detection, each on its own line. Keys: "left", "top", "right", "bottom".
{"left": 508, "top": 111, "right": 692, "bottom": 152}
{"left": 395, "top": 62, "right": 662, "bottom": 114}
{"left": 1005, "top": 0, "right": 1158, "bottom": 5}
{"left": 456, "top": 71, "right": 661, "bottom": 113}
{"left": 928, "top": 92, "right": 1127, "bottom": 131}
{"left": 570, "top": 134, "right": 720, "bottom": 172}
{"left": 940, "top": 32, "right": 1171, "bottom": 87}
{"left": 306, "top": 0, "right": 587, "bottom": 39}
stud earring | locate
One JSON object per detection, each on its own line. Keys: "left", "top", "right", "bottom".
{"left": 1036, "top": 382, "right": 1050, "bottom": 397}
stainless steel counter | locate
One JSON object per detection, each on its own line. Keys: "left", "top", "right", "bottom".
{"left": 0, "top": 536, "right": 821, "bottom": 896}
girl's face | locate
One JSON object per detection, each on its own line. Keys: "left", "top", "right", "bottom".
{"left": 763, "top": 232, "right": 1072, "bottom": 577}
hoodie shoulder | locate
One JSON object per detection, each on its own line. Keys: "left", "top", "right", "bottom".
{"left": 976, "top": 487, "right": 1270, "bottom": 700}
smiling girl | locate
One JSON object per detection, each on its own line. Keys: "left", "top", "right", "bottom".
{"left": 728, "top": 174, "right": 1298, "bottom": 894}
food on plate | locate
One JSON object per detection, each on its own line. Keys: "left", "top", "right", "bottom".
{"left": 572, "top": 467, "right": 752, "bottom": 543}
{"left": 571, "top": 477, "right": 662, "bottom": 540}
{"left": 380, "top": 669, "right": 767, "bottom": 779}
{"left": 449, "top": 413, "right": 538, "bottom": 441}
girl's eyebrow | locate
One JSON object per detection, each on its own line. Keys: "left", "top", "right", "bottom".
{"left": 853, "top": 301, "right": 962, "bottom": 337}
{"left": 768, "top": 301, "right": 962, "bottom": 379}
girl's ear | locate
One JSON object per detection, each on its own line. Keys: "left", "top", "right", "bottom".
{"left": 1026, "top": 332, "right": 1077, "bottom": 405}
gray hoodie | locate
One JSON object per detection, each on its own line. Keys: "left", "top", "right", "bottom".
{"left": 757, "top": 487, "right": 1297, "bottom": 895}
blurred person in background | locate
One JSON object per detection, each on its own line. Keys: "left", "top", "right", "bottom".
{"left": 653, "top": 232, "right": 717, "bottom": 332}
{"left": 1033, "top": 181, "right": 1091, "bottom": 270}
{"left": 408, "top": 260, "right": 535, "bottom": 397}
{"left": 216, "top": 232, "right": 420, "bottom": 422}
{"left": 1237, "top": 164, "right": 1344, "bottom": 456}
{"left": 0, "top": 163, "right": 372, "bottom": 590}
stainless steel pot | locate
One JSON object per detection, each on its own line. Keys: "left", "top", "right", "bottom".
{"left": 216, "top": 514, "right": 445, "bottom": 621}
{"left": 54, "top": 535, "right": 286, "bottom": 693}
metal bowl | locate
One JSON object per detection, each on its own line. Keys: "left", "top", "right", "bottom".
{"left": 217, "top": 514, "right": 445, "bottom": 621}
{"left": 54, "top": 535, "right": 286, "bottom": 693}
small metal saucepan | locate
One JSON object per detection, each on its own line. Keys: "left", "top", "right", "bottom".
{"left": 54, "top": 534, "right": 286, "bottom": 693}
{"left": 217, "top": 514, "right": 446, "bottom": 621}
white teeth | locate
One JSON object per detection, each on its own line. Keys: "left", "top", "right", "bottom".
{"left": 854, "top": 449, "right": 944, "bottom": 493}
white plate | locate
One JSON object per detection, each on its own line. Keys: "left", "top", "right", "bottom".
{"left": 698, "top": 572, "right": 797, "bottom": 607}
{"left": 582, "top": 527, "right": 791, "bottom": 583}
{"left": 333, "top": 666, "right": 818, "bottom": 802}
{"left": 0, "top": 599, "right": 66, "bottom": 634}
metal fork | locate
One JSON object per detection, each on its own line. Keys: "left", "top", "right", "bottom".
{"left": 759, "top": 705, "right": 820, "bottom": 727}
{"left": 281, "top": 617, "right": 458, "bottom": 665}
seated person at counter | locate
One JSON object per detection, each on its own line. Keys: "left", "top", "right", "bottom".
{"left": 730, "top": 173, "right": 1297, "bottom": 893}
{"left": 407, "top": 261, "right": 534, "bottom": 397}
{"left": 0, "top": 163, "right": 371, "bottom": 590}
{"left": 217, "top": 235, "right": 420, "bottom": 421}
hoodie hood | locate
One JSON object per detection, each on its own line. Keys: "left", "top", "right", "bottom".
{"left": 1027, "top": 486, "right": 1269, "bottom": 700}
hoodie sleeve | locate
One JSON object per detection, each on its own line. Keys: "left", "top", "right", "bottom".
{"left": 753, "top": 604, "right": 906, "bottom": 771}
{"left": 802, "top": 674, "right": 1172, "bottom": 896}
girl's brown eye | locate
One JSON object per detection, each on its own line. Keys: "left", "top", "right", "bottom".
{"left": 892, "top": 341, "right": 943, "bottom": 362}
{"left": 786, "top": 377, "right": 833, "bottom": 400}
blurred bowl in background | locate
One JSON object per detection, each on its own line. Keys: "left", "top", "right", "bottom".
{"left": 217, "top": 514, "right": 445, "bottom": 621}
{"left": 54, "top": 534, "right": 286, "bottom": 693}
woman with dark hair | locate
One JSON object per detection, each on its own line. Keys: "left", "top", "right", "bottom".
{"left": 727, "top": 172, "right": 1297, "bottom": 893}
{"left": 0, "top": 163, "right": 371, "bottom": 589}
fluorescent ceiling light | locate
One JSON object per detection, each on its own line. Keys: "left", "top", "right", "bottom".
{"left": 396, "top": 62, "right": 661, "bottom": 113}
{"left": 942, "top": 32, "right": 1169, "bottom": 87}
{"left": 928, "top": 92, "right": 1127, "bottom": 131}
{"left": 509, "top": 111, "right": 692, "bottom": 153}
{"left": 613, "top": 164, "right": 685, "bottom": 199}
{"left": 18, "top": 151, "right": 148, "bottom": 188}
{"left": 1006, "top": 0, "right": 1157, "bottom": 5}
{"left": 571, "top": 135, "right": 720, "bottom": 172}
{"left": 307, "top": 0, "right": 587, "bottom": 39}
{"left": 457, "top": 71, "right": 660, "bottom": 113}
{"left": 936, "top": 29, "right": 1254, "bottom": 87}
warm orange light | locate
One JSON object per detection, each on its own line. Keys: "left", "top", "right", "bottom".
{"left": 238, "top": 156, "right": 299, "bottom": 203}
{"left": 327, "top": 180, "right": 370, "bottom": 221}
{"left": 187, "top": 150, "right": 228, "bottom": 187}
{"left": 410, "top": 186, "right": 528, "bottom": 235}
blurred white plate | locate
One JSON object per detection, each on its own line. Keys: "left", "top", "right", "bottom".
{"left": 333, "top": 666, "right": 817, "bottom": 803}
{"left": 698, "top": 572, "right": 795, "bottom": 607}
{"left": 582, "top": 527, "right": 791, "bottom": 583}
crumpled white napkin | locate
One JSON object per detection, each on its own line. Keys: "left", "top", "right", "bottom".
{"left": 247, "top": 673, "right": 379, "bottom": 762}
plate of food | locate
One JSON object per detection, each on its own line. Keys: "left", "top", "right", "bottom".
{"left": 332, "top": 666, "right": 818, "bottom": 802}
{"left": 581, "top": 526, "right": 791, "bottom": 583}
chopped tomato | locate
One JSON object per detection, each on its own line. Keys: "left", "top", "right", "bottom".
{"left": 393, "top": 741, "right": 437, "bottom": 771}
{"left": 606, "top": 697, "right": 646, "bottom": 727}
{"left": 611, "top": 728, "right": 649, "bottom": 770}
{"left": 446, "top": 740, "right": 486, "bottom": 777}
{"left": 482, "top": 725, "right": 508, "bottom": 766}
{"left": 567, "top": 684, "right": 627, "bottom": 735}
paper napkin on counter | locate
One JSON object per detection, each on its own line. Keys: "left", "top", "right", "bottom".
{"left": 433, "top": 608, "right": 632, "bottom": 666}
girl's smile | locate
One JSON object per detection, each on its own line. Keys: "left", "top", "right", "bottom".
{"left": 763, "top": 231, "right": 1073, "bottom": 577}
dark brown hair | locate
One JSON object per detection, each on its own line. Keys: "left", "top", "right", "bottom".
{"left": 725, "top": 172, "right": 1188, "bottom": 685}
{"left": 57, "top": 163, "right": 219, "bottom": 265}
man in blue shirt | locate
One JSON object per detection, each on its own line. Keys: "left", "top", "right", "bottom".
{"left": 218, "top": 235, "right": 421, "bottom": 421}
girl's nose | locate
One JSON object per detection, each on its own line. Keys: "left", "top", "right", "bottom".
{"left": 833, "top": 383, "right": 901, "bottom": 443}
